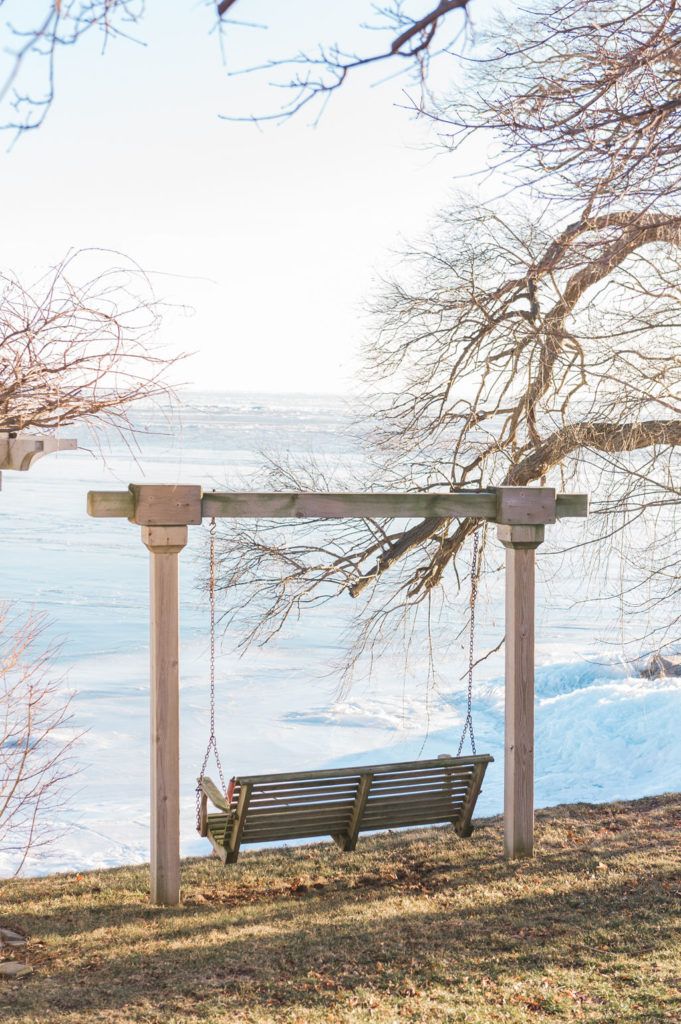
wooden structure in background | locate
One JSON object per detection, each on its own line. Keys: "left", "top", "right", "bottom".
{"left": 0, "top": 431, "right": 76, "bottom": 478}
{"left": 87, "top": 484, "right": 588, "bottom": 906}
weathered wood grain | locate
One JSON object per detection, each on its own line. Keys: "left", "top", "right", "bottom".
{"left": 500, "top": 530, "right": 537, "bottom": 860}
{"left": 199, "top": 776, "right": 232, "bottom": 813}
{"left": 87, "top": 487, "right": 588, "bottom": 522}
{"left": 203, "top": 755, "right": 493, "bottom": 862}
{"left": 131, "top": 484, "right": 203, "bottom": 526}
{"left": 496, "top": 487, "right": 556, "bottom": 525}
{"left": 236, "top": 755, "right": 491, "bottom": 786}
{"left": 142, "top": 525, "right": 188, "bottom": 905}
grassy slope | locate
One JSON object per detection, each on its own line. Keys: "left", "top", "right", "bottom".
{"left": 1, "top": 794, "right": 680, "bottom": 1024}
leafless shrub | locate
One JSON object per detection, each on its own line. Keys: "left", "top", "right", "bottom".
{"left": 0, "top": 607, "right": 78, "bottom": 875}
{"left": 0, "top": 246, "right": 179, "bottom": 868}
{"left": 0, "top": 248, "right": 178, "bottom": 442}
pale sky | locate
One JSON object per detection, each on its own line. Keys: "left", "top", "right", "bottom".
{"left": 0, "top": 2, "right": 480, "bottom": 393}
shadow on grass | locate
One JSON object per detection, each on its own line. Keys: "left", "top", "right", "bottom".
{"left": 3, "top": 794, "right": 680, "bottom": 1021}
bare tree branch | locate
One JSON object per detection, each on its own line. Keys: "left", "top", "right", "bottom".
{"left": 219, "top": 1, "right": 473, "bottom": 124}
{"left": 0, "top": 1, "right": 475, "bottom": 132}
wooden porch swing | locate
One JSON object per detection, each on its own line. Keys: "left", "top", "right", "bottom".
{"left": 87, "top": 483, "right": 588, "bottom": 905}
{"left": 198, "top": 755, "right": 493, "bottom": 864}
{"left": 197, "top": 524, "right": 493, "bottom": 864}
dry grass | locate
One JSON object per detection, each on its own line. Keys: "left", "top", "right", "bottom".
{"left": 1, "top": 794, "right": 680, "bottom": 1023}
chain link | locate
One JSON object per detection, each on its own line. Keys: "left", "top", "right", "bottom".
{"left": 457, "top": 528, "right": 480, "bottom": 756}
{"left": 196, "top": 516, "right": 228, "bottom": 829}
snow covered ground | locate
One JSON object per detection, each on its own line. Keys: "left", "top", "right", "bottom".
{"left": 1, "top": 392, "right": 679, "bottom": 876}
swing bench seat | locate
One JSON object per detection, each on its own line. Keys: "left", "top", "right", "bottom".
{"left": 198, "top": 753, "right": 493, "bottom": 864}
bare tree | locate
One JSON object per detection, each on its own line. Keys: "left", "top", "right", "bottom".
{"left": 214, "top": 201, "right": 681, "bottom": 665}
{"left": 435, "top": 0, "right": 681, "bottom": 213}
{"left": 214, "top": 0, "right": 681, "bottom": 669}
{"left": 0, "top": 607, "right": 78, "bottom": 874}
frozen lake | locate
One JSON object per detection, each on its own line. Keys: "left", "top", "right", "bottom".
{"left": 2, "top": 392, "right": 679, "bottom": 876}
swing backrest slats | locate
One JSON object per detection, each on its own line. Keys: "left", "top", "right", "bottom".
{"left": 200, "top": 754, "right": 493, "bottom": 863}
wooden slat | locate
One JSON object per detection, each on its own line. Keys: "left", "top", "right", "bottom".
{"left": 360, "top": 812, "right": 461, "bottom": 830}
{"left": 245, "top": 828, "right": 344, "bottom": 842}
{"left": 200, "top": 776, "right": 232, "bottom": 813}
{"left": 249, "top": 796, "right": 356, "bottom": 812}
{"left": 244, "top": 820, "right": 351, "bottom": 840}
{"left": 368, "top": 766, "right": 481, "bottom": 783}
{"left": 248, "top": 783, "right": 360, "bottom": 802}
{"left": 244, "top": 816, "right": 350, "bottom": 834}
{"left": 243, "top": 806, "right": 353, "bottom": 825}
{"left": 364, "top": 793, "right": 467, "bottom": 812}
{"left": 241, "top": 778, "right": 362, "bottom": 797}
{"left": 369, "top": 763, "right": 477, "bottom": 779}
{"left": 243, "top": 807, "right": 354, "bottom": 828}
{"left": 367, "top": 779, "right": 470, "bottom": 794}
{"left": 368, "top": 771, "right": 474, "bottom": 789}
{"left": 236, "top": 755, "right": 491, "bottom": 786}
{"left": 247, "top": 799, "right": 353, "bottom": 816}
{"left": 362, "top": 799, "right": 464, "bottom": 821}
{"left": 366, "top": 790, "right": 470, "bottom": 809}
{"left": 244, "top": 806, "right": 350, "bottom": 831}
{"left": 206, "top": 816, "right": 230, "bottom": 835}
{"left": 249, "top": 777, "right": 361, "bottom": 793}
{"left": 367, "top": 781, "right": 471, "bottom": 798}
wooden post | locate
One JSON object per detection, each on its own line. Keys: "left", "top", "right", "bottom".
{"left": 133, "top": 484, "right": 202, "bottom": 907}
{"left": 497, "top": 522, "right": 545, "bottom": 860}
{"left": 142, "top": 526, "right": 188, "bottom": 906}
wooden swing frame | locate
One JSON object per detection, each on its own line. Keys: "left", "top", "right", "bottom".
{"left": 87, "top": 483, "right": 588, "bottom": 906}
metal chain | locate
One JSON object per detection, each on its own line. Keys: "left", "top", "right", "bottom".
{"left": 457, "top": 529, "right": 480, "bottom": 756}
{"left": 195, "top": 517, "right": 228, "bottom": 829}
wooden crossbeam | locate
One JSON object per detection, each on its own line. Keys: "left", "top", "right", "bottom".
{"left": 87, "top": 486, "right": 588, "bottom": 522}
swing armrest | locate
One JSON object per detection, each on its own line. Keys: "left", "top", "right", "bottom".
{"left": 199, "top": 777, "right": 232, "bottom": 814}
